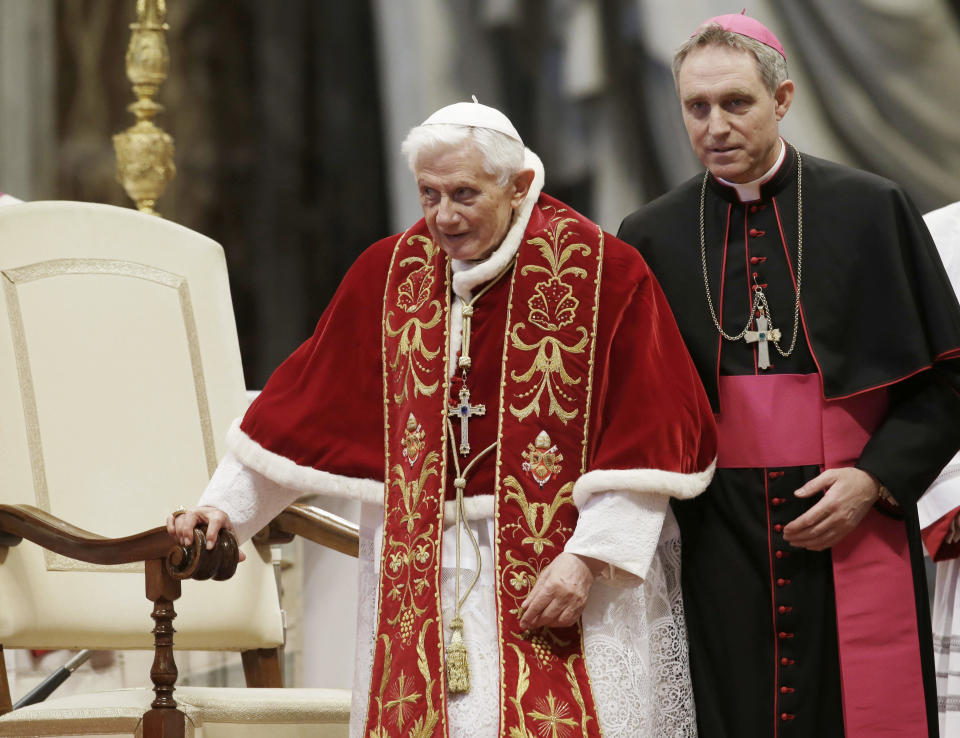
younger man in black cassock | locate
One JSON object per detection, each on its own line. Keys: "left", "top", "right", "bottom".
{"left": 617, "top": 12, "right": 960, "bottom": 738}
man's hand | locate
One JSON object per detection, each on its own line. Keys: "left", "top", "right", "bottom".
{"left": 518, "top": 552, "right": 604, "bottom": 630}
{"left": 165, "top": 505, "right": 246, "bottom": 562}
{"left": 783, "top": 468, "right": 880, "bottom": 551}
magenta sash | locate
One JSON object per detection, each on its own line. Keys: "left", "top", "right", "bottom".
{"left": 716, "top": 374, "right": 928, "bottom": 738}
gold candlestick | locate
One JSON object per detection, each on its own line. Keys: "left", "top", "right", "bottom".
{"left": 113, "top": 0, "right": 175, "bottom": 216}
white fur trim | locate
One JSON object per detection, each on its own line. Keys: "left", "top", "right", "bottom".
{"left": 227, "top": 419, "right": 385, "bottom": 504}
{"left": 450, "top": 148, "right": 545, "bottom": 299}
{"left": 571, "top": 460, "right": 717, "bottom": 509}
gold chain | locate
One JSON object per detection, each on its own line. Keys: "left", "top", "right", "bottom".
{"left": 698, "top": 146, "right": 804, "bottom": 358}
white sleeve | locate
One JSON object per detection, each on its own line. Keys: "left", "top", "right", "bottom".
{"left": 563, "top": 490, "right": 669, "bottom": 585}
{"left": 197, "top": 450, "right": 303, "bottom": 544}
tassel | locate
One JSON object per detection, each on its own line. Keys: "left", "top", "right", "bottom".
{"left": 446, "top": 617, "right": 470, "bottom": 694}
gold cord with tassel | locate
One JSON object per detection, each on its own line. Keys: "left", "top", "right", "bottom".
{"left": 445, "top": 430, "right": 494, "bottom": 694}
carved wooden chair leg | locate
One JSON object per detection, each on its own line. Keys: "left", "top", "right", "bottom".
{"left": 142, "top": 559, "right": 186, "bottom": 738}
{"left": 0, "top": 645, "right": 13, "bottom": 715}
{"left": 241, "top": 647, "right": 284, "bottom": 688}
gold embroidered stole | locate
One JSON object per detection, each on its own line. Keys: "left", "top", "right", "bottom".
{"left": 495, "top": 203, "right": 604, "bottom": 738}
{"left": 369, "top": 201, "right": 604, "bottom": 738}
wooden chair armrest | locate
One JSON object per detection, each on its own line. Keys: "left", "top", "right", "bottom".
{"left": 0, "top": 503, "right": 239, "bottom": 580}
{"left": 253, "top": 502, "right": 359, "bottom": 558}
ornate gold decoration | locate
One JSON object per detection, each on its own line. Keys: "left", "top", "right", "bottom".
{"left": 509, "top": 328, "right": 588, "bottom": 423}
{"left": 522, "top": 430, "right": 563, "bottom": 487}
{"left": 446, "top": 616, "right": 470, "bottom": 693}
{"left": 563, "top": 655, "right": 593, "bottom": 737}
{"left": 501, "top": 477, "right": 574, "bottom": 556}
{"left": 528, "top": 692, "right": 578, "bottom": 738}
{"left": 397, "top": 236, "right": 441, "bottom": 313}
{"left": 509, "top": 207, "right": 593, "bottom": 423}
{"left": 402, "top": 413, "right": 426, "bottom": 467}
{"left": 113, "top": 0, "right": 175, "bottom": 216}
{"left": 369, "top": 619, "right": 442, "bottom": 738}
{"left": 385, "top": 237, "right": 445, "bottom": 405}
{"left": 521, "top": 214, "right": 590, "bottom": 332}
{"left": 384, "top": 671, "right": 422, "bottom": 731}
{"left": 390, "top": 451, "right": 440, "bottom": 535}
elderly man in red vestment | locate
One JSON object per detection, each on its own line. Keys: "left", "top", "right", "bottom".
{"left": 618, "top": 13, "right": 960, "bottom": 738}
{"left": 170, "top": 102, "right": 717, "bottom": 737}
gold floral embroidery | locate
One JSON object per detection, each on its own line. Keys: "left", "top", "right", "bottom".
{"left": 385, "top": 302, "right": 443, "bottom": 405}
{"left": 391, "top": 450, "right": 440, "bottom": 533}
{"left": 397, "top": 235, "right": 441, "bottom": 313}
{"left": 382, "top": 450, "right": 441, "bottom": 644}
{"left": 386, "top": 236, "right": 445, "bottom": 406}
{"left": 563, "top": 655, "right": 593, "bottom": 737}
{"left": 368, "top": 619, "right": 440, "bottom": 738}
{"left": 521, "top": 209, "right": 591, "bottom": 332}
{"left": 501, "top": 476, "right": 575, "bottom": 555}
{"left": 508, "top": 327, "right": 588, "bottom": 423}
{"left": 521, "top": 430, "right": 563, "bottom": 487}
{"left": 507, "top": 208, "right": 594, "bottom": 424}
{"left": 507, "top": 644, "right": 536, "bottom": 738}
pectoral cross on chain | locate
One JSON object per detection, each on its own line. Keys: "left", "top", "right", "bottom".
{"left": 449, "top": 384, "right": 485, "bottom": 455}
{"left": 744, "top": 314, "right": 781, "bottom": 370}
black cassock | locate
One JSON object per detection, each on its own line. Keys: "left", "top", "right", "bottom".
{"left": 619, "top": 146, "right": 960, "bottom": 738}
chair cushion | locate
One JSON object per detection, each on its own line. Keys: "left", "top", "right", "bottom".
{"left": 0, "top": 686, "right": 350, "bottom": 737}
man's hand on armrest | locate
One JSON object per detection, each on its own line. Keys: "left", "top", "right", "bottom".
{"left": 165, "top": 505, "right": 246, "bottom": 562}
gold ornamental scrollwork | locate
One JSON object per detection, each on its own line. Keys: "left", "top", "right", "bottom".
{"left": 509, "top": 208, "right": 592, "bottom": 423}
{"left": 113, "top": 0, "right": 176, "bottom": 216}
{"left": 385, "top": 236, "right": 445, "bottom": 405}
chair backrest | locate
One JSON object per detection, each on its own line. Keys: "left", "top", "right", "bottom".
{"left": 0, "top": 201, "right": 283, "bottom": 651}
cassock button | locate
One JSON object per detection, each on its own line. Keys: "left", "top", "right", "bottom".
{"left": 780, "top": 686, "right": 796, "bottom": 694}
{"left": 778, "top": 632, "right": 794, "bottom": 639}
{"left": 769, "top": 470, "right": 785, "bottom": 479}
{"left": 750, "top": 255, "right": 768, "bottom": 264}
{"left": 778, "top": 605, "right": 793, "bottom": 614}
{"left": 773, "top": 524, "right": 784, "bottom": 533}
{"left": 781, "top": 713, "right": 795, "bottom": 721}
{"left": 780, "top": 657, "right": 795, "bottom": 666}
{"left": 776, "top": 578, "right": 786, "bottom": 587}
{"left": 771, "top": 497, "right": 785, "bottom": 506}
{"left": 775, "top": 550, "right": 790, "bottom": 559}
{"left": 749, "top": 228, "right": 766, "bottom": 237}
{"left": 750, "top": 205, "right": 759, "bottom": 213}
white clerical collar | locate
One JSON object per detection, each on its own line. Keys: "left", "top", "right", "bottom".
{"left": 717, "top": 138, "right": 785, "bottom": 203}
{"left": 450, "top": 148, "right": 545, "bottom": 299}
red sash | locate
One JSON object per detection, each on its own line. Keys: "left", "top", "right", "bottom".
{"left": 716, "top": 373, "right": 927, "bottom": 738}
{"left": 366, "top": 200, "right": 604, "bottom": 738}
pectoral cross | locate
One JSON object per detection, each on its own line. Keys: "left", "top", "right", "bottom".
{"left": 449, "top": 384, "right": 485, "bottom": 455}
{"left": 744, "top": 314, "right": 781, "bottom": 370}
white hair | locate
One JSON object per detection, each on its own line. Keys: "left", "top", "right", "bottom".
{"left": 400, "top": 124, "right": 525, "bottom": 187}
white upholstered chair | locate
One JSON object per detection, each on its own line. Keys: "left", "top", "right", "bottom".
{"left": 0, "top": 202, "right": 352, "bottom": 737}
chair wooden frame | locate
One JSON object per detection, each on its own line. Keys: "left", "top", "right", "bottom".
{"left": 0, "top": 501, "right": 359, "bottom": 738}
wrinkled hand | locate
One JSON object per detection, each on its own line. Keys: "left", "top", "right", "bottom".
{"left": 783, "top": 468, "right": 880, "bottom": 551}
{"left": 165, "top": 506, "right": 246, "bottom": 562}
{"left": 518, "top": 553, "right": 604, "bottom": 630}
